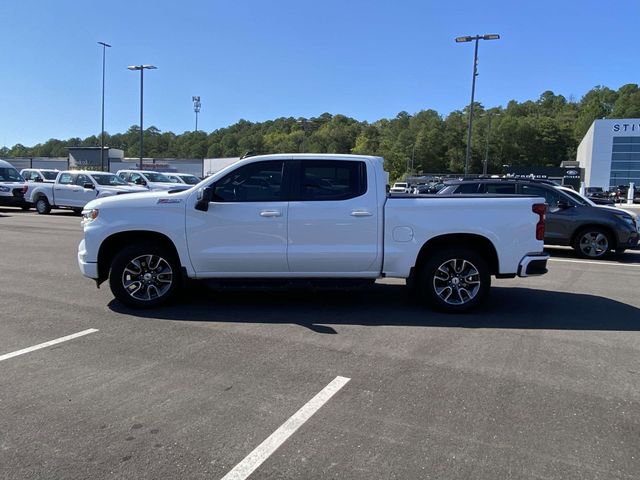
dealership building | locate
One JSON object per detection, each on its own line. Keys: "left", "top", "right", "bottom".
{"left": 577, "top": 118, "right": 640, "bottom": 189}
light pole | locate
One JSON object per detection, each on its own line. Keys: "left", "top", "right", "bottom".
{"left": 98, "top": 41, "right": 111, "bottom": 171}
{"left": 483, "top": 112, "right": 500, "bottom": 175}
{"left": 455, "top": 34, "right": 500, "bottom": 177}
{"left": 192, "top": 96, "right": 201, "bottom": 131}
{"left": 127, "top": 64, "right": 157, "bottom": 169}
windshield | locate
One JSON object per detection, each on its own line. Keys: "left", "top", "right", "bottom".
{"left": 0, "top": 167, "right": 23, "bottom": 182}
{"left": 41, "top": 170, "right": 58, "bottom": 180}
{"left": 144, "top": 172, "right": 172, "bottom": 183}
{"left": 180, "top": 174, "right": 200, "bottom": 185}
{"left": 557, "top": 187, "right": 596, "bottom": 207}
{"left": 92, "top": 173, "right": 129, "bottom": 186}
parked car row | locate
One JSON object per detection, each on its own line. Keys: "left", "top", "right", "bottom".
{"left": 0, "top": 161, "right": 202, "bottom": 215}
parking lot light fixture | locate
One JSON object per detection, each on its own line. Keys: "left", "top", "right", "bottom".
{"left": 455, "top": 34, "right": 500, "bottom": 177}
{"left": 127, "top": 65, "right": 157, "bottom": 169}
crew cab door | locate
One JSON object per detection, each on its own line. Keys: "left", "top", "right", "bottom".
{"left": 185, "top": 160, "right": 289, "bottom": 275}
{"left": 287, "top": 159, "right": 379, "bottom": 273}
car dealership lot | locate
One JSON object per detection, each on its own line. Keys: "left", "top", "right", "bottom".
{"left": 1, "top": 208, "right": 640, "bottom": 480}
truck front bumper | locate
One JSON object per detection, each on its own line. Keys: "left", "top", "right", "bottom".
{"left": 517, "top": 253, "right": 550, "bottom": 277}
{"left": 78, "top": 239, "right": 99, "bottom": 279}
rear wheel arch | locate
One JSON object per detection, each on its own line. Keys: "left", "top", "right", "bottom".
{"left": 97, "top": 231, "right": 182, "bottom": 285}
{"left": 413, "top": 233, "right": 500, "bottom": 277}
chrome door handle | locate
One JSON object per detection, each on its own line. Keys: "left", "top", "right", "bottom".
{"left": 351, "top": 210, "right": 372, "bottom": 217}
{"left": 260, "top": 210, "right": 281, "bottom": 217}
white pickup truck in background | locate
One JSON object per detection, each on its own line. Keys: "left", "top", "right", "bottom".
{"left": 27, "top": 170, "right": 147, "bottom": 214}
{"left": 78, "top": 154, "right": 549, "bottom": 312}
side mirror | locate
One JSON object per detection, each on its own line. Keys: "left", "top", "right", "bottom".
{"left": 195, "top": 186, "right": 213, "bottom": 212}
{"left": 83, "top": 182, "right": 95, "bottom": 190}
{"left": 556, "top": 200, "right": 572, "bottom": 210}
{"left": 34, "top": 177, "right": 43, "bottom": 183}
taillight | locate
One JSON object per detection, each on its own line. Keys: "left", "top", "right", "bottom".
{"left": 532, "top": 203, "right": 546, "bottom": 241}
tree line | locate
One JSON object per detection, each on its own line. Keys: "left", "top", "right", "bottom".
{"left": 3, "top": 84, "right": 640, "bottom": 181}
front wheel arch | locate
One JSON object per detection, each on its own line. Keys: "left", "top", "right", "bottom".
{"left": 97, "top": 231, "right": 183, "bottom": 286}
{"left": 571, "top": 225, "right": 616, "bottom": 258}
{"left": 108, "top": 242, "right": 181, "bottom": 308}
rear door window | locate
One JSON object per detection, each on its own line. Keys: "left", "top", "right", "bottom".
{"left": 484, "top": 183, "right": 516, "bottom": 194}
{"left": 452, "top": 183, "right": 482, "bottom": 194}
{"left": 297, "top": 160, "right": 367, "bottom": 201}
{"left": 520, "top": 184, "right": 561, "bottom": 210}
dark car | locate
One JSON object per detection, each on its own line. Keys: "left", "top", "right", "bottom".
{"left": 583, "top": 187, "right": 615, "bottom": 205}
{"left": 611, "top": 185, "right": 640, "bottom": 204}
{"left": 438, "top": 179, "right": 639, "bottom": 259}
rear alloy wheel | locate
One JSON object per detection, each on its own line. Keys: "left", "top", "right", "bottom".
{"left": 420, "top": 247, "right": 490, "bottom": 313}
{"left": 574, "top": 228, "right": 611, "bottom": 259}
{"left": 35, "top": 197, "right": 51, "bottom": 215}
{"left": 109, "top": 244, "right": 180, "bottom": 308}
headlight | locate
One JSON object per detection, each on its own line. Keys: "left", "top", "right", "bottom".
{"left": 81, "top": 208, "right": 99, "bottom": 224}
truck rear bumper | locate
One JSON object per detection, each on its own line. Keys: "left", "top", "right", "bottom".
{"left": 517, "top": 253, "right": 549, "bottom": 277}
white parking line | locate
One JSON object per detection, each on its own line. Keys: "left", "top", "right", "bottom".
{"left": 549, "top": 258, "right": 640, "bottom": 268}
{"left": 221, "top": 375, "right": 351, "bottom": 480}
{"left": 0, "top": 329, "right": 99, "bottom": 362}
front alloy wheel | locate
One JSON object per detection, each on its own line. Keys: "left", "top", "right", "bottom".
{"left": 575, "top": 229, "right": 610, "bottom": 259}
{"left": 109, "top": 244, "right": 180, "bottom": 308}
{"left": 122, "top": 254, "right": 174, "bottom": 302}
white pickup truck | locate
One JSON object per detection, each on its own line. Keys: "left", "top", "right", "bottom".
{"left": 78, "top": 154, "right": 549, "bottom": 312}
{"left": 27, "top": 170, "right": 146, "bottom": 214}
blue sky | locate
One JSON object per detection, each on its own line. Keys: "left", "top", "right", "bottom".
{"left": 0, "top": 0, "right": 637, "bottom": 148}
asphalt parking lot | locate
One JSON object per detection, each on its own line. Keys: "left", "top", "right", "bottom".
{"left": 1, "top": 208, "right": 640, "bottom": 480}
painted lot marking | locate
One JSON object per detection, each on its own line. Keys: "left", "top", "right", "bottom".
{"left": 549, "top": 258, "right": 640, "bottom": 268}
{"left": 221, "top": 375, "right": 350, "bottom": 480}
{"left": 0, "top": 329, "right": 98, "bottom": 362}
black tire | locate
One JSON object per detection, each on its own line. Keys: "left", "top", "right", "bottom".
{"left": 418, "top": 247, "right": 490, "bottom": 313}
{"left": 72, "top": 208, "right": 83, "bottom": 215}
{"left": 20, "top": 205, "right": 31, "bottom": 211}
{"left": 572, "top": 227, "right": 612, "bottom": 259}
{"left": 35, "top": 197, "right": 51, "bottom": 215}
{"left": 109, "top": 243, "right": 181, "bottom": 308}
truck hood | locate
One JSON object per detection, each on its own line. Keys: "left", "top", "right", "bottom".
{"left": 84, "top": 189, "right": 190, "bottom": 211}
